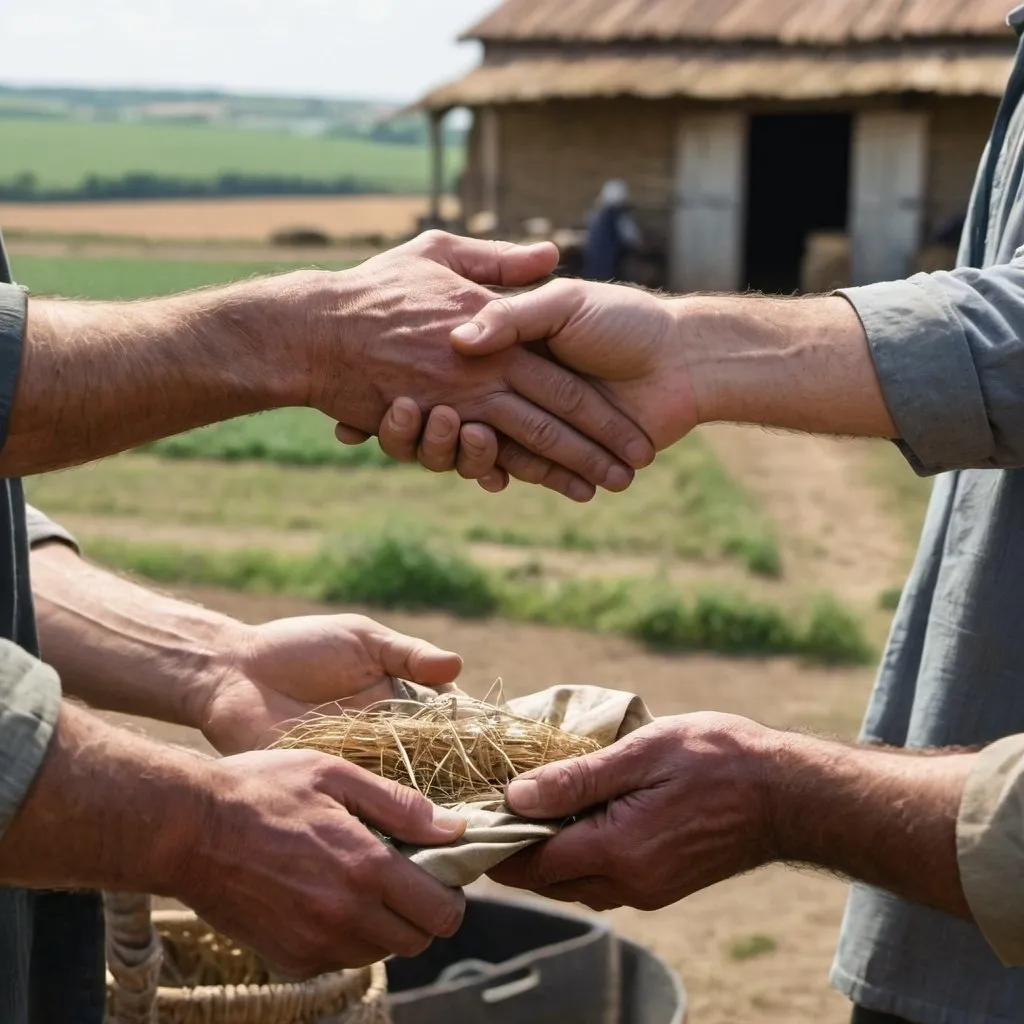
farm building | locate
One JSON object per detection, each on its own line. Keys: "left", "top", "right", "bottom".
{"left": 420, "top": 0, "right": 1018, "bottom": 292}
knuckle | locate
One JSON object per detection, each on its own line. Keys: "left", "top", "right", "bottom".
{"left": 347, "top": 847, "right": 391, "bottom": 893}
{"left": 550, "top": 374, "right": 586, "bottom": 416}
{"left": 417, "top": 228, "right": 448, "bottom": 252}
{"left": 523, "top": 416, "right": 560, "bottom": 454}
{"left": 548, "top": 757, "right": 596, "bottom": 809}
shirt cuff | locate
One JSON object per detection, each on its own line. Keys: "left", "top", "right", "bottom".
{"left": 0, "top": 641, "right": 60, "bottom": 837}
{"left": 25, "top": 505, "right": 79, "bottom": 553}
{"left": 0, "top": 284, "right": 27, "bottom": 452}
{"left": 957, "top": 734, "right": 1024, "bottom": 966}
{"left": 838, "top": 277, "right": 992, "bottom": 475}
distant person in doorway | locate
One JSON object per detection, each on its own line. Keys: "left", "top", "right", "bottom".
{"left": 581, "top": 179, "right": 643, "bottom": 282}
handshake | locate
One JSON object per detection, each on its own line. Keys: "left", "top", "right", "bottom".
{"left": 308, "top": 230, "right": 700, "bottom": 498}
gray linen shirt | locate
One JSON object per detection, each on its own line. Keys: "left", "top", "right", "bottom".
{"left": 830, "top": 8, "right": 1024, "bottom": 1023}
{"left": 0, "top": 234, "right": 104, "bottom": 1022}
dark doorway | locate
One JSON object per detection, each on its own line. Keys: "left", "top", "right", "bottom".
{"left": 744, "top": 113, "right": 852, "bottom": 293}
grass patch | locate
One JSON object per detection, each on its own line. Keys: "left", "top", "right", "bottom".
{"left": 317, "top": 536, "right": 497, "bottom": 618}
{"left": 728, "top": 935, "right": 778, "bottom": 962}
{"left": 85, "top": 534, "right": 873, "bottom": 666}
{"left": 675, "top": 448, "right": 783, "bottom": 578}
{"left": 879, "top": 586, "right": 903, "bottom": 612}
{"left": 140, "top": 410, "right": 392, "bottom": 469}
{"left": 30, "top": 433, "right": 781, "bottom": 575}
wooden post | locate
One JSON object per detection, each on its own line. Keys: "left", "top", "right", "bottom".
{"left": 428, "top": 111, "right": 445, "bottom": 226}
{"left": 481, "top": 106, "right": 500, "bottom": 226}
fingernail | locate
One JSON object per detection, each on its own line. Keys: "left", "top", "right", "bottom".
{"left": 507, "top": 779, "right": 540, "bottom": 813}
{"left": 393, "top": 404, "right": 415, "bottom": 429}
{"left": 625, "top": 440, "right": 653, "bottom": 468}
{"left": 604, "top": 465, "right": 633, "bottom": 491}
{"left": 451, "top": 322, "right": 482, "bottom": 345}
{"left": 569, "top": 480, "right": 593, "bottom": 502}
{"left": 432, "top": 807, "right": 467, "bottom": 835}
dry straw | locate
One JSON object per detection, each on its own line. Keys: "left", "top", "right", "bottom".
{"left": 270, "top": 691, "right": 600, "bottom": 806}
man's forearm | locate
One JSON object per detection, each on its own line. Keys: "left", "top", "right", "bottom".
{"left": 675, "top": 294, "right": 899, "bottom": 440}
{"left": 31, "top": 542, "right": 234, "bottom": 728}
{"left": 6, "top": 275, "right": 312, "bottom": 476}
{"left": 765, "top": 731, "right": 974, "bottom": 918}
{"left": 0, "top": 700, "right": 211, "bottom": 893}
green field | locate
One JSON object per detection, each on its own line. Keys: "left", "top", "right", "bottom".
{"left": 21, "top": 251, "right": 781, "bottom": 573}
{"left": 13, "top": 254, "right": 356, "bottom": 300}
{"left": 0, "top": 119, "right": 459, "bottom": 192}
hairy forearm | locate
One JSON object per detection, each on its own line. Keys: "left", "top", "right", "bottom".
{"left": 0, "top": 700, "right": 212, "bottom": 892}
{"left": 5, "top": 274, "right": 313, "bottom": 476}
{"left": 675, "top": 295, "right": 898, "bottom": 439}
{"left": 31, "top": 542, "right": 234, "bottom": 728}
{"left": 765, "top": 731, "right": 974, "bottom": 917}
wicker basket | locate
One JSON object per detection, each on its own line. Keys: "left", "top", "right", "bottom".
{"left": 104, "top": 892, "right": 390, "bottom": 1024}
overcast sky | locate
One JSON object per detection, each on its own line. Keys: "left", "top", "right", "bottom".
{"left": 0, "top": 0, "right": 497, "bottom": 102}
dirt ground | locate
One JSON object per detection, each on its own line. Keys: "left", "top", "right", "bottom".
{"left": 116, "top": 584, "right": 874, "bottom": 1024}
{"left": 0, "top": 195, "right": 460, "bottom": 244}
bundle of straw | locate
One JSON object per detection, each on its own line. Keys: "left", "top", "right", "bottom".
{"left": 270, "top": 694, "right": 600, "bottom": 806}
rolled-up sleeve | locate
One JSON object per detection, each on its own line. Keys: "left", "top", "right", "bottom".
{"left": 0, "top": 283, "right": 26, "bottom": 452}
{"left": 957, "top": 734, "right": 1024, "bottom": 966}
{"left": 25, "top": 506, "right": 78, "bottom": 553}
{"left": 0, "top": 640, "right": 60, "bottom": 837}
{"left": 840, "top": 256, "right": 1024, "bottom": 474}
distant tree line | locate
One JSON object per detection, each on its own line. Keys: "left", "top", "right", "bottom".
{"left": 0, "top": 171, "right": 429, "bottom": 202}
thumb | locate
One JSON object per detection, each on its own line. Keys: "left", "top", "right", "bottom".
{"left": 506, "top": 741, "right": 648, "bottom": 819}
{"left": 450, "top": 279, "right": 585, "bottom": 357}
{"left": 336, "top": 762, "right": 467, "bottom": 845}
{"left": 377, "top": 628, "right": 463, "bottom": 688}
{"left": 418, "top": 231, "right": 559, "bottom": 287}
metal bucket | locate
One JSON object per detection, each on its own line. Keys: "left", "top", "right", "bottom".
{"left": 386, "top": 895, "right": 686, "bottom": 1024}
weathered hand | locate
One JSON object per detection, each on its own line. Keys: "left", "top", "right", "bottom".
{"left": 488, "top": 714, "right": 773, "bottom": 911}
{"left": 181, "top": 749, "right": 467, "bottom": 974}
{"left": 316, "top": 232, "right": 655, "bottom": 497}
{"left": 196, "top": 614, "right": 463, "bottom": 754}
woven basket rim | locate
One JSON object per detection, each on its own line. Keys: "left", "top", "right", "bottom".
{"left": 106, "top": 909, "right": 383, "bottom": 1009}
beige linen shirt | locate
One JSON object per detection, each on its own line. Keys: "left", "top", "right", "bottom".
{"left": 958, "top": 735, "right": 1024, "bottom": 966}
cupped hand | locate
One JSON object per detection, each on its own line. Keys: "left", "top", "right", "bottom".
{"left": 487, "top": 713, "right": 774, "bottom": 912}
{"left": 195, "top": 613, "right": 463, "bottom": 754}
{"left": 179, "top": 749, "right": 467, "bottom": 975}
{"left": 314, "top": 232, "right": 655, "bottom": 497}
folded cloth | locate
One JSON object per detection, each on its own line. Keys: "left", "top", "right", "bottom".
{"left": 391, "top": 683, "right": 653, "bottom": 887}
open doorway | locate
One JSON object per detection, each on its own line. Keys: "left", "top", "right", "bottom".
{"left": 744, "top": 113, "right": 852, "bottom": 293}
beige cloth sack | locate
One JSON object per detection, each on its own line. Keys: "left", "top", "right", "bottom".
{"left": 391, "top": 683, "right": 653, "bottom": 888}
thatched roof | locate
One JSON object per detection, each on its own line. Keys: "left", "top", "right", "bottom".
{"left": 463, "top": 0, "right": 1015, "bottom": 45}
{"left": 422, "top": 46, "right": 1013, "bottom": 109}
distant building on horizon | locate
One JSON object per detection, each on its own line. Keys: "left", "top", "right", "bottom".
{"left": 418, "top": 0, "right": 1016, "bottom": 292}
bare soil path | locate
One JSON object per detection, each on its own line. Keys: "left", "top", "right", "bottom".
{"left": 701, "top": 425, "right": 913, "bottom": 607}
